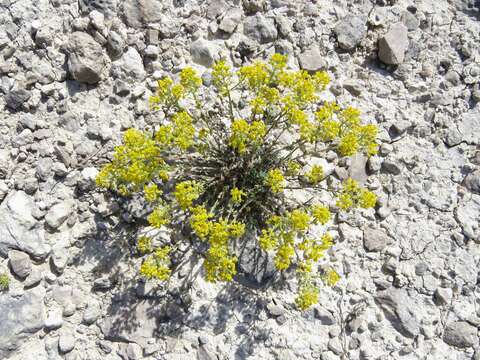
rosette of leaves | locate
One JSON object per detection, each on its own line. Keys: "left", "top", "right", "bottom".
{"left": 96, "top": 54, "right": 378, "bottom": 310}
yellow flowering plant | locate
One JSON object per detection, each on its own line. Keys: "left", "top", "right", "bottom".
{"left": 96, "top": 54, "right": 378, "bottom": 310}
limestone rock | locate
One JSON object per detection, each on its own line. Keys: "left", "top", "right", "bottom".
{"left": 375, "top": 288, "right": 420, "bottom": 338}
{"left": 190, "top": 39, "right": 221, "bottom": 67}
{"left": 45, "top": 201, "right": 73, "bottom": 230}
{"left": 443, "top": 321, "right": 477, "bottom": 348}
{"left": 298, "top": 46, "right": 327, "bottom": 72}
{"left": 0, "top": 191, "right": 49, "bottom": 259}
{"left": 363, "top": 228, "right": 389, "bottom": 252}
{"left": 334, "top": 16, "right": 367, "bottom": 51}
{"left": 0, "top": 287, "right": 46, "bottom": 358}
{"left": 67, "top": 32, "right": 106, "bottom": 84}
{"left": 8, "top": 249, "right": 32, "bottom": 279}
{"left": 378, "top": 23, "right": 409, "bottom": 65}
{"left": 243, "top": 14, "right": 277, "bottom": 44}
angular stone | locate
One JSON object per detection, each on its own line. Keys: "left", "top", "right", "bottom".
{"left": 0, "top": 287, "right": 46, "bottom": 358}
{"left": 111, "top": 47, "right": 146, "bottom": 81}
{"left": 243, "top": 14, "right": 277, "bottom": 44}
{"left": 375, "top": 288, "right": 420, "bottom": 338}
{"left": 219, "top": 7, "right": 242, "bottom": 34}
{"left": 298, "top": 46, "right": 327, "bottom": 72}
{"left": 79, "top": 0, "right": 118, "bottom": 19}
{"left": 0, "top": 191, "right": 49, "bottom": 259}
{"left": 443, "top": 321, "right": 477, "bottom": 348}
{"left": 334, "top": 16, "right": 367, "bottom": 51}
{"left": 8, "top": 249, "right": 32, "bottom": 279}
{"left": 190, "top": 39, "right": 220, "bottom": 67}
{"left": 464, "top": 170, "right": 480, "bottom": 194}
{"left": 45, "top": 308, "right": 63, "bottom": 330}
{"left": 363, "top": 228, "right": 389, "bottom": 252}
{"left": 45, "top": 201, "right": 73, "bottom": 229}
{"left": 5, "top": 89, "right": 31, "bottom": 110}
{"left": 67, "top": 32, "right": 106, "bottom": 84}
{"left": 378, "top": 23, "right": 409, "bottom": 65}
{"left": 434, "top": 288, "right": 452, "bottom": 306}
{"left": 122, "top": 0, "right": 163, "bottom": 28}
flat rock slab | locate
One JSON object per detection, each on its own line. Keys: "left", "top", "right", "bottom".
{"left": 0, "top": 287, "right": 46, "bottom": 358}
{"left": 0, "top": 191, "right": 49, "bottom": 259}
{"left": 101, "top": 295, "right": 168, "bottom": 347}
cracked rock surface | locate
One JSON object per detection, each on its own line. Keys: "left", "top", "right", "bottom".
{"left": 0, "top": 0, "right": 479, "bottom": 359}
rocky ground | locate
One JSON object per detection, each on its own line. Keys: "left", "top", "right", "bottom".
{"left": 1, "top": 0, "right": 480, "bottom": 359}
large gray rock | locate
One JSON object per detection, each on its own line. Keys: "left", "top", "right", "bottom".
{"left": 443, "top": 321, "right": 477, "bottom": 348}
{"left": 243, "top": 14, "right": 277, "bottom": 44}
{"left": 67, "top": 32, "right": 106, "bottom": 84}
{"left": 8, "top": 249, "right": 32, "bottom": 279}
{"left": 375, "top": 288, "right": 420, "bottom": 338}
{"left": 190, "top": 39, "right": 221, "bottom": 67}
{"left": 378, "top": 23, "right": 409, "bottom": 65}
{"left": 334, "top": 16, "right": 367, "bottom": 51}
{"left": 0, "top": 287, "right": 46, "bottom": 358}
{"left": 0, "top": 191, "right": 49, "bottom": 259}
{"left": 458, "top": 109, "right": 480, "bottom": 145}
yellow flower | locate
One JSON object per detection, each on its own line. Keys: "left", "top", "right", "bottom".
{"left": 190, "top": 205, "right": 212, "bottom": 240}
{"left": 359, "top": 189, "right": 377, "bottom": 208}
{"left": 311, "top": 205, "right": 331, "bottom": 225}
{"left": 137, "top": 235, "right": 152, "bottom": 254}
{"left": 305, "top": 164, "right": 324, "bottom": 184}
{"left": 229, "top": 221, "right": 246, "bottom": 238}
{"left": 172, "top": 111, "right": 195, "bottom": 150}
{"left": 295, "top": 284, "right": 319, "bottom": 310}
{"left": 338, "top": 133, "right": 359, "bottom": 156}
{"left": 139, "top": 246, "right": 172, "bottom": 281}
{"left": 147, "top": 206, "right": 170, "bottom": 228}
{"left": 259, "top": 228, "right": 277, "bottom": 250}
{"left": 144, "top": 183, "right": 162, "bottom": 202}
{"left": 265, "top": 168, "right": 285, "bottom": 193}
{"left": 230, "top": 187, "right": 246, "bottom": 204}
{"left": 274, "top": 243, "right": 295, "bottom": 270}
{"left": 180, "top": 67, "right": 202, "bottom": 92}
{"left": 288, "top": 209, "right": 311, "bottom": 232}
{"left": 174, "top": 181, "right": 202, "bottom": 210}
{"left": 323, "top": 268, "right": 340, "bottom": 286}
{"left": 204, "top": 245, "right": 237, "bottom": 282}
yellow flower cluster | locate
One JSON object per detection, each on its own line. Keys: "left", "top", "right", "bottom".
{"left": 144, "top": 183, "right": 162, "bottom": 203}
{"left": 288, "top": 209, "right": 311, "bottom": 232}
{"left": 149, "top": 67, "right": 202, "bottom": 109}
{"left": 96, "top": 53, "right": 379, "bottom": 312}
{"left": 139, "top": 246, "right": 172, "bottom": 281}
{"left": 229, "top": 119, "right": 266, "bottom": 154}
{"left": 147, "top": 206, "right": 170, "bottom": 228}
{"left": 322, "top": 268, "right": 340, "bottom": 286}
{"left": 174, "top": 181, "right": 202, "bottom": 210}
{"left": 96, "top": 128, "right": 167, "bottom": 195}
{"left": 305, "top": 164, "right": 324, "bottom": 184}
{"left": 211, "top": 60, "right": 232, "bottom": 95}
{"left": 295, "top": 283, "right": 319, "bottom": 311}
{"left": 336, "top": 178, "right": 377, "bottom": 211}
{"left": 230, "top": 187, "right": 246, "bottom": 204}
{"left": 311, "top": 205, "right": 331, "bottom": 225}
{"left": 265, "top": 168, "right": 285, "bottom": 193}
{"left": 137, "top": 235, "right": 153, "bottom": 254}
